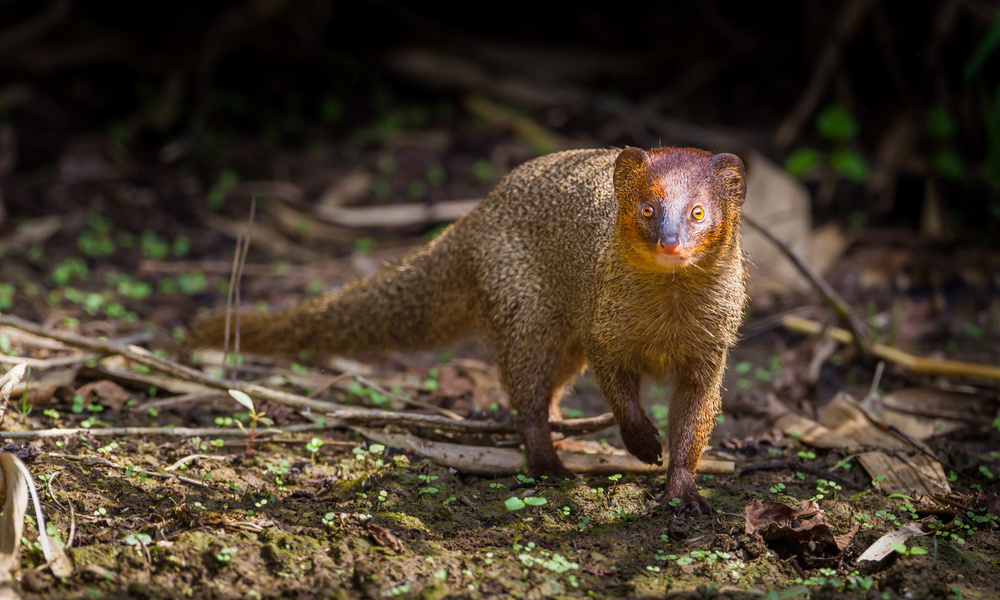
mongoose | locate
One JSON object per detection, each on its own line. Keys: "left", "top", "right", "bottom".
{"left": 192, "top": 146, "right": 749, "bottom": 512}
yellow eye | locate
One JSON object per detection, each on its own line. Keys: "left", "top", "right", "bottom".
{"left": 642, "top": 204, "right": 655, "bottom": 218}
{"left": 691, "top": 206, "right": 705, "bottom": 220}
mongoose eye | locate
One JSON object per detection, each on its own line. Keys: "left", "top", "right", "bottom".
{"left": 691, "top": 206, "right": 705, "bottom": 221}
{"left": 642, "top": 204, "right": 655, "bottom": 218}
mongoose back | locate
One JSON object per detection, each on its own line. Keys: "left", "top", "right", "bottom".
{"left": 192, "top": 146, "right": 750, "bottom": 512}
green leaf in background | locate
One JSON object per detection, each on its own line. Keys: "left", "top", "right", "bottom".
{"left": 830, "top": 150, "right": 870, "bottom": 183}
{"left": 925, "top": 105, "right": 956, "bottom": 139}
{"left": 784, "top": 148, "right": 822, "bottom": 177}
{"left": 932, "top": 150, "right": 965, "bottom": 180}
{"left": 964, "top": 13, "right": 1000, "bottom": 83}
{"left": 816, "top": 104, "right": 858, "bottom": 142}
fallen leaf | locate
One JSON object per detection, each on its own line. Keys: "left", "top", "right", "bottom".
{"left": 0, "top": 453, "right": 28, "bottom": 580}
{"left": 363, "top": 521, "right": 404, "bottom": 553}
{"left": 745, "top": 499, "right": 857, "bottom": 558}
{"left": 857, "top": 522, "right": 928, "bottom": 562}
{"left": 75, "top": 380, "right": 130, "bottom": 412}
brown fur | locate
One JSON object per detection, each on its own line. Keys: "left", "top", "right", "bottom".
{"left": 191, "top": 147, "right": 749, "bottom": 511}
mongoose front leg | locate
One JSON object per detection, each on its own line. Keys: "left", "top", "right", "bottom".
{"left": 658, "top": 354, "right": 726, "bottom": 514}
{"left": 592, "top": 362, "right": 663, "bottom": 466}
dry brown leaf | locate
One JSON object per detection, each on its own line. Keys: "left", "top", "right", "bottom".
{"left": 745, "top": 499, "right": 857, "bottom": 552}
{"left": 856, "top": 451, "right": 950, "bottom": 497}
{"left": 763, "top": 394, "right": 862, "bottom": 450}
{"left": 362, "top": 521, "right": 403, "bottom": 553}
{"left": 75, "top": 380, "right": 130, "bottom": 412}
{"left": 877, "top": 387, "right": 988, "bottom": 438}
{"left": 817, "top": 392, "right": 911, "bottom": 452}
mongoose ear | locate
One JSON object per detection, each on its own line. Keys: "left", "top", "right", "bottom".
{"left": 614, "top": 147, "right": 651, "bottom": 190}
{"left": 710, "top": 153, "right": 747, "bottom": 206}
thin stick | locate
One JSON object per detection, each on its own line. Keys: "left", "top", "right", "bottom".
{"left": 0, "top": 315, "right": 346, "bottom": 413}
{"left": 781, "top": 314, "right": 1000, "bottom": 382}
{"left": 328, "top": 408, "right": 616, "bottom": 435}
{"left": 743, "top": 214, "right": 873, "bottom": 358}
{"left": 46, "top": 452, "right": 220, "bottom": 491}
{"left": 352, "top": 373, "right": 465, "bottom": 421}
{"left": 232, "top": 198, "right": 255, "bottom": 380}
{"left": 0, "top": 424, "right": 331, "bottom": 440}
{"left": 223, "top": 235, "right": 242, "bottom": 379}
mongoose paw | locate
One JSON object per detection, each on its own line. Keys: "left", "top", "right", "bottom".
{"left": 656, "top": 472, "right": 711, "bottom": 514}
{"left": 621, "top": 419, "right": 663, "bottom": 465}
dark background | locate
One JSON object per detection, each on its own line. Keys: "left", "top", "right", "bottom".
{"left": 1, "top": 0, "right": 998, "bottom": 291}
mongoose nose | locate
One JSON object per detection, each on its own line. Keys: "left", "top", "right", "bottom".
{"left": 657, "top": 234, "right": 681, "bottom": 255}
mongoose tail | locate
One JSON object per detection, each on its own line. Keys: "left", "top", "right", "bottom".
{"left": 191, "top": 227, "right": 478, "bottom": 355}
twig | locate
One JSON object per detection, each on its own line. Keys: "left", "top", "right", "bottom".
{"left": 135, "top": 391, "right": 231, "bottom": 412}
{"left": 0, "top": 354, "right": 100, "bottom": 369}
{"left": 352, "top": 373, "right": 464, "bottom": 421}
{"left": 164, "top": 454, "right": 234, "bottom": 471}
{"left": 743, "top": 214, "right": 873, "bottom": 358}
{"left": 222, "top": 235, "right": 242, "bottom": 379}
{"left": 0, "top": 0, "right": 72, "bottom": 55}
{"left": 329, "top": 408, "right": 615, "bottom": 435}
{"left": 46, "top": 452, "right": 221, "bottom": 491}
{"left": 225, "top": 197, "right": 255, "bottom": 380}
{"left": 235, "top": 199, "right": 255, "bottom": 375}
{"left": 0, "top": 362, "right": 26, "bottom": 423}
{"left": 773, "top": 0, "right": 875, "bottom": 150}
{"left": 781, "top": 314, "right": 1000, "bottom": 382}
{"left": 0, "top": 315, "right": 346, "bottom": 414}
{"left": 0, "top": 423, "right": 332, "bottom": 440}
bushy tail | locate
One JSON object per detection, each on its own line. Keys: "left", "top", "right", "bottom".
{"left": 191, "top": 228, "right": 479, "bottom": 356}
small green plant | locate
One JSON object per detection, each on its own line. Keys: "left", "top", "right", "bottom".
{"left": 215, "top": 547, "right": 238, "bottom": 563}
{"left": 890, "top": 542, "right": 928, "bottom": 558}
{"left": 123, "top": 532, "right": 152, "bottom": 555}
{"left": 305, "top": 437, "right": 324, "bottom": 463}
{"left": 228, "top": 390, "right": 273, "bottom": 454}
{"left": 505, "top": 495, "right": 547, "bottom": 550}
{"left": 769, "top": 482, "right": 786, "bottom": 495}
{"left": 418, "top": 474, "right": 439, "bottom": 495}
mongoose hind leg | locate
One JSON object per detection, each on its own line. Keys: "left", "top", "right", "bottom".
{"left": 656, "top": 354, "right": 725, "bottom": 514}
{"left": 498, "top": 341, "right": 582, "bottom": 481}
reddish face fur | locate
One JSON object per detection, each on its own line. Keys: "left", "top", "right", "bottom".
{"left": 613, "top": 147, "right": 746, "bottom": 272}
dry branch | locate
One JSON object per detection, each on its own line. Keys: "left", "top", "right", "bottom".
{"left": 329, "top": 408, "right": 615, "bottom": 435}
{"left": 743, "top": 214, "right": 873, "bottom": 358}
{"left": 0, "top": 314, "right": 345, "bottom": 414}
{"left": 0, "top": 423, "right": 328, "bottom": 440}
{"left": 782, "top": 314, "right": 1000, "bottom": 381}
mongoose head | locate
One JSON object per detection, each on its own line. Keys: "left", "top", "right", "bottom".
{"left": 613, "top": 146, "right": 746, "bottom": 272}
